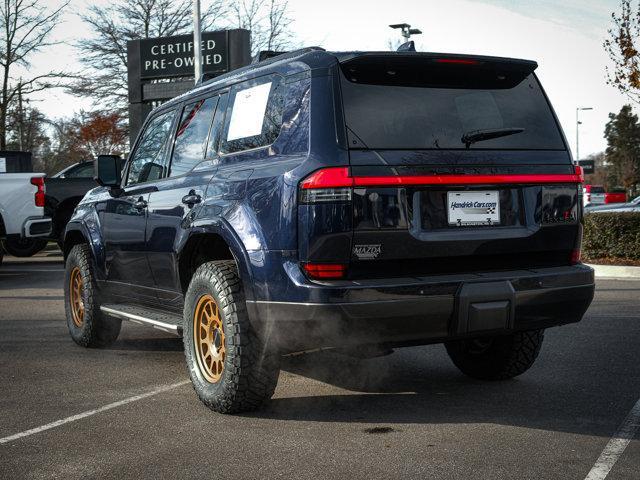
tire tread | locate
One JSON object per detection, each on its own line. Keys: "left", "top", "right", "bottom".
{"left": 184, "top": 260, "right": 279, "bottom": 414}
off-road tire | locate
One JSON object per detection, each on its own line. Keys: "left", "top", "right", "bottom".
{"left": 1, "top": 237, "right": 48, "bottom": 257}
{"left": 64, "top": 244, "right": 121, "bottom": 347}
{"left": 445, "top": 329, "right": 544, "bottom": 380}
{"left": 183, "top": 260, "right": 280, "bottom": 414}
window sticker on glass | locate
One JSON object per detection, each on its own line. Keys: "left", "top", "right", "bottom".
{"left": 226, "top": 82, "right": 272, "bottom": 141}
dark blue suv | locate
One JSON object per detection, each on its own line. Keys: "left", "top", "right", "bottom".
{"left": 63, "top": 48, "right": 594, "bottom": 413}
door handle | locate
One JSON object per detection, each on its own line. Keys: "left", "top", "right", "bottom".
{"left": 182, "top": 190, "right": 202, "bottom": 207}
{"left": 133, "top": 197, "right": 148, "bottom": 210}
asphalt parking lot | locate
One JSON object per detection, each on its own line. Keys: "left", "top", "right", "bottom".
{"left": 0, "top": 250, "right": 639, "bottom": 479}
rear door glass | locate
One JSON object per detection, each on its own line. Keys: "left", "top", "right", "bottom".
{"left": 170, "top": 96, "right": 218, "bottom": 177}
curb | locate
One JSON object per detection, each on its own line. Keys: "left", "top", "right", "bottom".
{"left": 586, "top": 264, "right": 640, "bottom": 280}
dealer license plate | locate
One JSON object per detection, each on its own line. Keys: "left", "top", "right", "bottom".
{"left": 447, "top": 191, "right": 500, "bottom": 226}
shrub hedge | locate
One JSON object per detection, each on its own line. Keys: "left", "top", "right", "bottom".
{"left": 583, "top": 211, "right": 640, "bottom": 260}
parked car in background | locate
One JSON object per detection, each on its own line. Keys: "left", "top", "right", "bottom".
{"left": 52, "top": 161, "right": 95, "bottom": 179}
{"left": 586, "top": 195, "right": 640, "bottom": 213}
{"left": 583, "top": 184, "right": 605, "bottom": 207}
{"left": 44, "top": 161, "right": 106, "bottom": 248}
{"left": 0, "top": 173, "right": 51, "bottom": 262}
{"left": 604, "top": 190, "right": 627, "bottom": 204}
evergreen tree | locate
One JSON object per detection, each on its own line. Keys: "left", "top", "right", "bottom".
{"left": 604, "top": 104, "right": 640, "bottom": 195}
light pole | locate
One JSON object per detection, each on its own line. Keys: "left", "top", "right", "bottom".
{"left": 193, "top": 0, "right": 202, "bottom": 84}
{"left": 575, "top": 107, "right": 593, "bottom": 162}
{"left": 389, "top": 23, "right": 422, "bottom": 42}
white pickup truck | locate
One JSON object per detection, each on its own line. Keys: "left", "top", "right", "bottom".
{"left": 0, "top": 173, "right": 52, "bottom": 265}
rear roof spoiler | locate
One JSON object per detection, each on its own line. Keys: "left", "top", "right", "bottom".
{"left": 334, "top": 51, "right": 538, "bottom": 72}
{"left": 337, "top": 52, "right": 538, "bottom": 89}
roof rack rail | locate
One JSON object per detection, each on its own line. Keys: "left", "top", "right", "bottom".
{"left": 253, "top": 50, "right": 289, "bottom": 63}
{"left": 252, "top": 46, "right": 326, "bottom": 64}
{"left": 198, "top": 46, "right": 326, "bottom": 88}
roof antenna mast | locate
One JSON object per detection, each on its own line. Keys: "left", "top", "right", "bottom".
{"left": 389, "top": 23, "right": 422, "bottom": 52}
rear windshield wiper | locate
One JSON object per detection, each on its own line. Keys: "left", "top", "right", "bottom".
{"left": 461, "top": 127, "right": 525, "bottom": 148}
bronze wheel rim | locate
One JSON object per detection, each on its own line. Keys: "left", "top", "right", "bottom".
{"left": 193, "top": 294, "right": 226, "bottom": 383}
{"left": 69, "top": 266, "right": 85, "bottom": 328}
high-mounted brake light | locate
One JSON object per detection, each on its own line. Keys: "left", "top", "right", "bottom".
{"left": 30, "top": 176, "right": 45, "bottom": 207}
{"left": 302, "top": 263, "right": 347, "bottom": 280}
{"left": 434, "top": 58, "right": 480, "bottom": 65}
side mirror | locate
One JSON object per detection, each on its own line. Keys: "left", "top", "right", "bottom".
{"left": 94, "top": 155, "right": 123, "bottom": 190}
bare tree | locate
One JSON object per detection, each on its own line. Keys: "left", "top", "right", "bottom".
{"left": 73, "top": 0, "right": 228, "bottom": 111}
{"left": 604, "top": 0, "right": 640, "bottom": 104}
{"left": 231, "top": 0, "right": 294, "bottom": 56}
{"left": 0, "top": 0, "right": 69, "bottom": 149}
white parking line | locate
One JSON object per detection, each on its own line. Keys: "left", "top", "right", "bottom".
{"left": 584, "top": 397, "right": 640, "bottom": 480}
{"left": 0, "top": 380, "right": 190, "bottom": 445}
{"left": 0, "top": 269, "right": 64, "bottom": 273}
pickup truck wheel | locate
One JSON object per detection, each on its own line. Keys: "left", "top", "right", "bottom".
{"left": 183, "top": 260, "right": 280, "bottom": 414}
{"left": 445, "top": 329, "right": 544, "bottom": 380}
{"left": 64, "top": 244, "right": 121, "bottom": 348}
{"left": 1, "top": 237, "right": 48, "bottom": 257}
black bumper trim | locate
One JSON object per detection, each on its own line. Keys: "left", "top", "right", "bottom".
{"left": 247, "top": 265, "right": 595, "bottom": 353}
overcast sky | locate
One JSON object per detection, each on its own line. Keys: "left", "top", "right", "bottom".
{"left": 24, "top": 0, "right": 626, "bottom": 158}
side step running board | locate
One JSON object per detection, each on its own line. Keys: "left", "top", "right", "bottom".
{"left": 100, "top": 304, "right": 183, "bottom": 336}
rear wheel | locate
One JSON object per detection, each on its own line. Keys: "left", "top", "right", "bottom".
{"left": 183, "top": 260, "right": 280, "bottom": 414}
{"left": 1, "top": 237, "right": 48, "bottom": 257}
{"left": 64, "top": 244, "right": 121, "bottom": 347}
{"left": 445, "top": 329, "right": 544, "bottom": 380}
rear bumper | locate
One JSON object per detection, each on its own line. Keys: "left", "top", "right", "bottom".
{"left": 247, "top": 264, "right": 595, "bottom": 353}
{"left": 23, "top": 216, "right": 52, "bottom": 238}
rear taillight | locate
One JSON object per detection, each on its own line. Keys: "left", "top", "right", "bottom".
{"left": 302, "top": 263, "right": 347, "bottom": 280}
{"left": 299, "top": 167, "right": 353, "bottom": 203}
{"left": 30, "top": 177, "right": 45, "bottom": 207}
{"left": 570, "top": 249, "right": 581, "bottom": 265}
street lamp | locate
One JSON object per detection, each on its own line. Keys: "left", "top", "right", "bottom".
{"left": 389, "top": 23, "right": 422, "bottom": 42}
{"left": 576, "top": 107, "right": 593, "bottom": 162}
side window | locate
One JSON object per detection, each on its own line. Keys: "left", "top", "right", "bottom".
{"left": 206, "top": 92, "right": 229, "bottom": 159}
{"left": 126, "top": 110, "right": 176, "bottom": 186}
{"left": 66, "top": 163, "right": 95, "bottom": 178}
{"left": 170, "top": 96, "right": 218, "bottom": 177}
{"left": 220, "top": 75, "right": 285, "bottom": 154}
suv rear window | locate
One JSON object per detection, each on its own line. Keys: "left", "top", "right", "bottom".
{"left": 340, "top": 56, "right": 565, "bottom": 151}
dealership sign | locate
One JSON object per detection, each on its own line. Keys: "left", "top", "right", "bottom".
{"left": 127, "top": 29, "right": 251, "bottom": 144}
{"left": 138, "top": 31, "right": 229, "bottom": 79}
{"left": 578, "top": 159, "right": 595, "bottom": 175}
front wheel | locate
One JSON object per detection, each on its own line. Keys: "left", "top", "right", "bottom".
{"left": 64, "top": 244, "right": 121, "bottom": 347}
{"left": 183, "top": 260, "right": 280, "bottom": 414}
{"left": 445, "top": 329, "right": 544, "bottom": 380}
{"left": 1, "top": 237, "right": 48, "bottom": 257}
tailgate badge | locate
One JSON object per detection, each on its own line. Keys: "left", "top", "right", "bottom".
{"left": 353, "top": 244, "right": 382, "bottom": 260}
